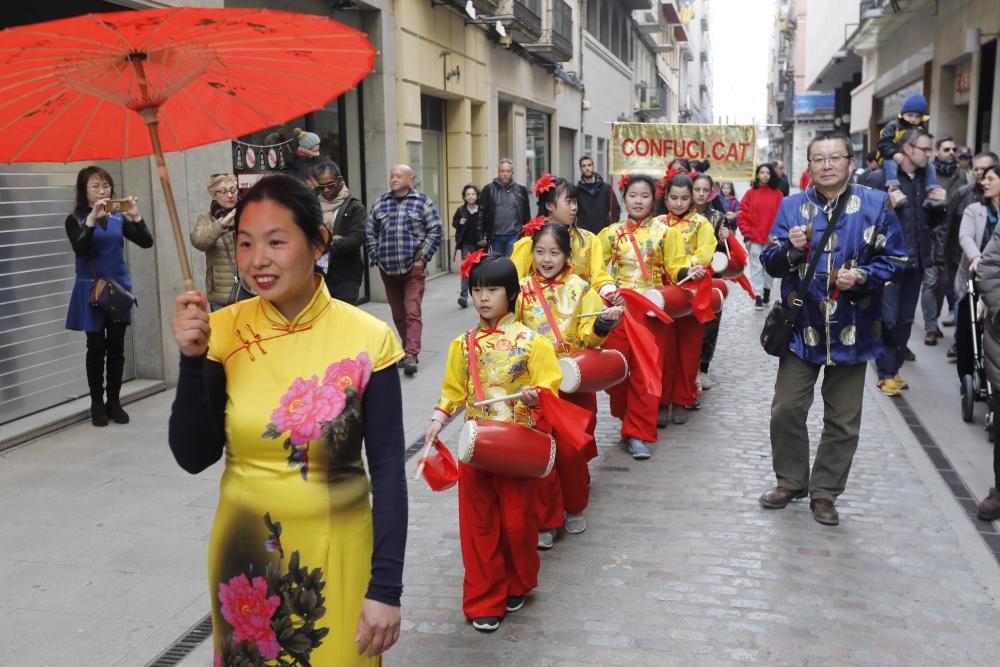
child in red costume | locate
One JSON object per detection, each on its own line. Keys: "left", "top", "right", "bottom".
{"left": 425, "top": 253, "right": 562, "bottom": 633}
{"left": 517, "top": 221, "right": 622, "bottom": 548}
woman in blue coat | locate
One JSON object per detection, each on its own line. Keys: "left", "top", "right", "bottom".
{"left": 65, "top": 166, "right": 153, "bottom": 427}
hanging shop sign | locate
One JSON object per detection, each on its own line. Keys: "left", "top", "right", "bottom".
{"left": 232, "top": 138, "right": 296, "bottom": 189}
{"left": 610, "top": 123, "right": 758, "bottom": 180}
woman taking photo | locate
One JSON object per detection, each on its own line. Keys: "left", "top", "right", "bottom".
{"left": 169, "top": 175, "right": 407, "bottom": 665}
{"left": 65, "top": 166, "right": 153, "bottom": 427}
{"left": 191, "top": 173, "right": 239, "bottom": 311}
{"left": 454, "top": 183, "right": 485, "bottom": 308}
{"left": 737, "top": 163, "right": 783, "bottom": 310}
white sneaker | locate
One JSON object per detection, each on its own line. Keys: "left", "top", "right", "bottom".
{"left": 537, "top": 529, "right": 555, "bottom": 550}
{"left": 564, "top": 512, "right": 587, "bottom": 534}
{"left": 700, "top": 371, "right": 713, "bottom": 390}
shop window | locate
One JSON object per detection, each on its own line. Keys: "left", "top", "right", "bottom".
{"left": 526, "top": 109, "right": 551, "bottom": 212}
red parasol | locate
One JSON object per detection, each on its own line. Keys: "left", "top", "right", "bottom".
{"left": 0, "top": 8, "right": 376, "bottom": 290}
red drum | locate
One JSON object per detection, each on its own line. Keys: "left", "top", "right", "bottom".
{"left": 458, "top": 420, "right": 556, "bottom": 478}
{"left": 711, "top": 287, "right": 725, "bottom": 314}
{"left": 720, "top": 246, "right": 746, "bottom": 279}
{"left": 559, "top": 348, "right": 629, "bottom": 393}
{"left": 712, "top": 278, "right": 729, "bottom": 298}
{"left": 650, "top": 285, "right": 694, "bottom": 319}
{"left": 710, "top": 251, "right": 729, "bottom": 275}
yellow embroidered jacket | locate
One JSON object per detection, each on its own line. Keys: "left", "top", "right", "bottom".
{"left": 515, "top": 270, "right": 609, "bottom": 356}
{"left": 433, "top": 313, "right": 562, "bottom": 426}
{"left": 599, "top": 216, "right": 675, "bottom": 290}
{"left": 510, "top": 223, "right": 614, "bottom": 291}
{"left": 663, "top": 210, "right": 718, "bottom": 283}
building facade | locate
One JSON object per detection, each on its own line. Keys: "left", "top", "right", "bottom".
{"left": 0, "top": 0, "right": 715, "bottom": 434}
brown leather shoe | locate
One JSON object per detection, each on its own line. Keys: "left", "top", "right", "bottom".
{"left": 977, "top": 487, "right": 1000, "bottom": 521}
{"left": 810, "top": 498, "right": 839, "bottom": 525}
{"left": 758, "top": 486, "right": 807, "bottom": 509}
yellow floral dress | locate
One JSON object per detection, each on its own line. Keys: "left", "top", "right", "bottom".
{"left": 599, "top": 216, "right": 676, "bottom": 290}
{"left": 205, "top": 278, "right": 402, "bottom": 665}
{"left": 663, "top": 211, "right": 718, "bottom": 282}
{"left": 511, "top": 223, "right": 615, "bottom": 291}
{"left": 515, "top": 270, "right": 609, "bottom": 357}
{"left": 434, "top": 313, "right": 562, "bottom": 425}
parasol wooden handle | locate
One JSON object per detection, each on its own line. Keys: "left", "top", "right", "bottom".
{"left": 577, "top": 311, "right": 609, "bottom": 318}
{"left": 133, "top": 57, "right": 195, "bottom": 292}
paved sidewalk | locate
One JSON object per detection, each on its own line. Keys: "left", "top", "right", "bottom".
{"left": 2, "top": 274, "right": 999, "bottom": 666}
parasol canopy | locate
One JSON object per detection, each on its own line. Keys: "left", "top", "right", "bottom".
{"left": 0, "top": 7, "right": 376, "bottom": 162}
{"left": 0, "top": 7, "right": 376, "bottom": 290}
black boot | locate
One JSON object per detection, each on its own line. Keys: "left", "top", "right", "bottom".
{"left": 104, "top": 323, "right": 130, "bottom": 424}
{"left": 85, "top": 331, "right": 108, "bottom": 427}
{"left": 762, "top": 288, "right": 771, "bottom": 304}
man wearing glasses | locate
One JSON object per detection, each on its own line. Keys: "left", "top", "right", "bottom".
{"left": 866, "top": 130, "right": 946, "bottom": 395}
{"left": 311, "top": 160, "right": 367, "bottom": 305}
{"left": 759, "top": 131, "right": 905, "bottom": 526}
{"left": 920, "top": 137, "right": 970, "bottom": 344}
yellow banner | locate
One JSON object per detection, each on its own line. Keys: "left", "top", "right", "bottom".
{"left": 610, "top": 123, "right": 758, "bottom": 181}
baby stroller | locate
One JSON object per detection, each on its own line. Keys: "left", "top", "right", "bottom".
{"left": 960, "top": 276, "right": 994, "bottom": 435}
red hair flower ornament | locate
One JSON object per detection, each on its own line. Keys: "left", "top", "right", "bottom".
{"left": 521, "top": 215, "right": 547, "bottom": 238}
{"left": 534, "top": 173, "right": 556, "bottom": 199}
{"left": 617, "top": 173, "right": 633, "bottom": 194}
{"left": 460, "top": 248, "right": 488, "bottom": 279}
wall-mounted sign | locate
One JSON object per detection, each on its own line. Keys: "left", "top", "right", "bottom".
{"left": 232, "top": 138, "right": 296, "bottom": 190}
{"left": 955, "top": 64, "right": 972, "bottom": 106}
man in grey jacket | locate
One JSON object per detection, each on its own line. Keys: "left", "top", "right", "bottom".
{"left": 479, "top": 159, "right": 530, "bottom": 256}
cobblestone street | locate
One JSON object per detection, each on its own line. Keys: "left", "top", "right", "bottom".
{"left": 2, "top": 277, "right": 999, "bottom": 666}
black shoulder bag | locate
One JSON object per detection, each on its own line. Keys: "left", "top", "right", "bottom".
{"left": 74, "top": 214, "right": 138, "bottom": 321}
{"left": 760, "top": 192, "right": 848, "bottom": 357}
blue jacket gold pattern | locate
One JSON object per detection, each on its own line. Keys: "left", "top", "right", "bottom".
{"left": 761, "top": 185, "right": 907, "bottom": 366}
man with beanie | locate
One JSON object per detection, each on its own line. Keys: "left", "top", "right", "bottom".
{"left": 877, "top": 93, "right": 943, "bottom": 207}
{"left": 575, "top": 155, "right": 621, "bottom": 234}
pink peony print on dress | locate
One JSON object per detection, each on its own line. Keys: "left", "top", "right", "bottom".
{"left": 216, "top": 513, "right": 329, "bottom": 664}
{"left": 218, "top": 573, "right": 281, "bottom": 660}
{"left": 262, "top": 353, "right": 373, "bottom": 480}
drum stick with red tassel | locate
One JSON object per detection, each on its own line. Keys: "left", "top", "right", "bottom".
{"left": 413, "top": 438, "right": 435, "bottom": 480}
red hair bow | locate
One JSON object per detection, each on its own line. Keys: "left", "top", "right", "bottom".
{"left": 617, "top": 172, "right": 633, "bottom": 194}
{"left": 656, "top": 167, "right": 692, "bottom": 200}
{"left": 460, "top": 249, "right": 487, "bottom": 279}
{"left": 522, "top": 215, "right": 547, "bottom": 238}
{"left": 534, "top": 174, "right": 556, "bottom": 199}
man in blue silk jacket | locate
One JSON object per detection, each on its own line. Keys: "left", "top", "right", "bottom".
{"left": 758, "top": 131, "right": 906, "bottom": 526}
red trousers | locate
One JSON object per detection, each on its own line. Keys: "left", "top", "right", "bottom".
{"left": 380, "top": 264, "right": 425, "bottom": 357}
{"left": 535, "top": 391, "right": 597, "bottom": 529}
{"left": 459, "top": 464, "right": 540, "bottom": 619}
{"left": 604, "top": 320, "right": 665, "bottom": 442}
{"left": 661, "top": 315, "right": 705, "bottom": 408}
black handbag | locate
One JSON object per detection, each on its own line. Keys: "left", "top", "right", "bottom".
{"left": 760, "top": 192, "right": 848, "bottom": 357}
{"left": 75, "top": 214, "right": 137, "bottom": 321}
{"left": 89, "top": 275, "right": 137, "bottom": 321}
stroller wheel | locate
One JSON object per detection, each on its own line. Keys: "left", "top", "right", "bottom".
{"left": 961, "top": 375, "right": 976, "bottom": 422}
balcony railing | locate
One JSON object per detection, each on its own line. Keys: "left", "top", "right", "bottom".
{"left": 522, "top": 0, "right": 572, "bottom": 62}
{"left": 495, "top": 0, "right": 543, "bottom": 43}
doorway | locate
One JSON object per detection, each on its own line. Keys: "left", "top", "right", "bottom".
{"left": 559, "top": 127, "right": 576, "bottom": 183}
{"left": 421, "top": 94, "right": 449, "bottom": 272}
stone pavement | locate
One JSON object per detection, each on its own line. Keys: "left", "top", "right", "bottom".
{"left": 1, "top": 274, "right": 999, "bottom": 666}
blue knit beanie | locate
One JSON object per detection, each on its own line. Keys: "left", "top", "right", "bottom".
{"left": 900, "top": 93, "right": 927, "bottom": 115}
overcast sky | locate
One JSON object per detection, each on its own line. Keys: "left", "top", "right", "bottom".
{"left": 709, "top": 0, "right": 777, "bottom": 125}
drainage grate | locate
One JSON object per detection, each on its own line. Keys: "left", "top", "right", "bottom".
{"left": 145, "top": 614, "right": 212, "bottom": 666}
{"left": 895, "top": 394, "right": 1000, "bottom": 564}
